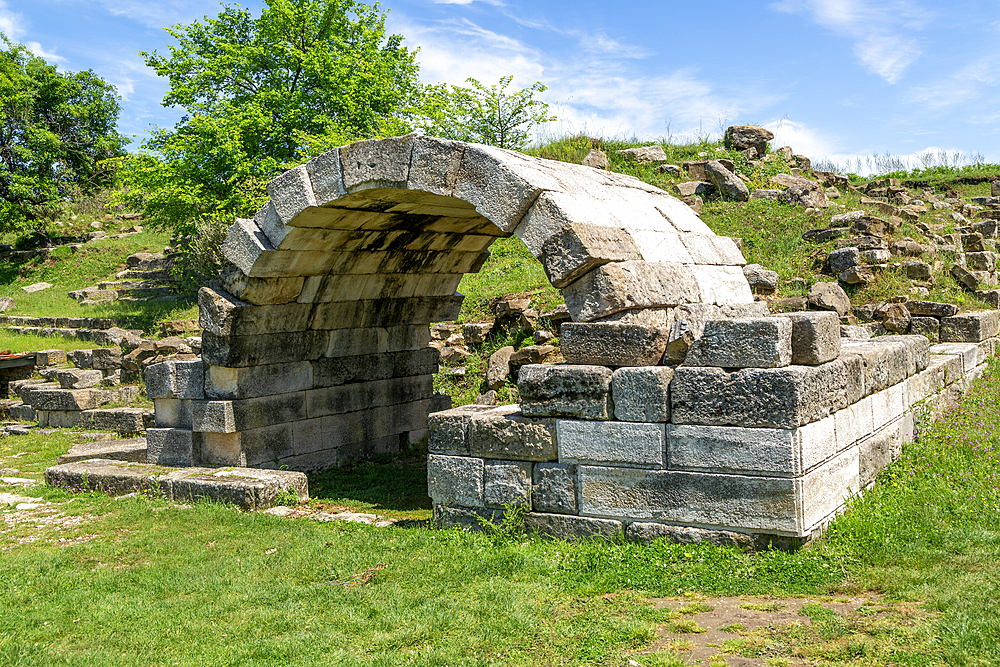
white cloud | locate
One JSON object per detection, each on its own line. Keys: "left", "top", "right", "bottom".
{"left": 392, "top": 13, "right": 782, "bottom": 142}
{"left": 907, "top": 56, "right": 999, "bottom": 113}
{"left": 26, "top": 41, "right": 66, "bottom": 63}
{"left": 770, "top": 0, "right": 932, "bottom": 83}
{"left": 0, "top": 0, "right": 25, "bottom": 38}
{"left": 765, "top": 118, "right": 839, "bottom": 157}
{"left": 89, "top": 0, "right": 212, "bottom": 30}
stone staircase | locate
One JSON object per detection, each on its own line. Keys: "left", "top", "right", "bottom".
{"left": 70, "top": 252, "right": 185, "bottom": 305}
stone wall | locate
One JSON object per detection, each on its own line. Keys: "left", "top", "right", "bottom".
{"left": 428, "top": 311, "right": 1000, "bottom": 547}
{"left": 147, "top": 135, "right": 753, "bottom": 470}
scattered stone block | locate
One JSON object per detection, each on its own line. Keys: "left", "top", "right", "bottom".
{"left": 910, "top": 316, "right": 940, "bottom": 342}
{"left": 523, "top": 513, "right": 623, "bottom": 540}
{"left": 22, "top": 282, "right": 52, "bottom": 293}
{"left": 808, "top": 282, "right": 851, "bottom": 316}
{"left": 616, "top": 145, "right": 667, "bottom": 163}
{"left": 612, "top": 366, "right": 673, "bottom": 422}
{"left": 742, "top": 264, "right": 778, "bottom": 293}
{"left": 91, "top": 347, "right": 122, "bottom": 371}
{"left": 906, "top": 301, "right": 958, "bottom": 318}
{"left": 69, "top": 349, "right": 93, "bottom": 369}
{"left": 684, "top": 317, "right": 792, "bottom": 369}
{"left": 56, "top": 369, "right": 103, "bottom": 390}
{"left": 557, "top": 420, "right": 666, "bottom": 468}
{"left": 35, "top": 349, "right": 66, "bottom": 367}
{"left": 518, "top": 364, "right": 613, "bottom": 420}
{"left": 486, "top": 346, "right": 515, "bottom": 390}
{"left": 560, "top": 322, "right": 670, "bottom": 367}
{"left": 940, "top": 311, "right": 1000, "bottom": 342}
{"left": 57, "top": 438, "right": 147, "bottom": 464}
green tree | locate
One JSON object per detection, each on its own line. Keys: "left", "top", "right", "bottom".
{"left": 0, "top": 34, "right": 127, "bottom": 229}
{"left": 120, "top": 0, "right": 420, "bottom": 230}
{"left": 416, "top": 76, "right": 555, "bottom": 150}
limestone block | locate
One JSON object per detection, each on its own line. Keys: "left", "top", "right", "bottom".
{"left": 219, "top": 265, "right": 304, "bottom": 305}
{"left": 870, "top": 384, "right": 906, "bottom": 430}
{"left": 164, "top": 465, "right": 308, "bottom": 510}
{"left": 560, "top": 322, "right": 670, "bottom": 367}
{"left": 800, "top": 447, "right": 860, "bottom": 530}
{"left": 310, "top": 295, "right": 464, "bottom": 330}
{"left": 27, "top": 388, "right": 115, "bottom": 412}
{"left": 433, "top": 505, "right": 503, "bottom": 531}
{"left": 630, "top": 522, "right": 756, "bottom": 549}
{"left": 199, "top": 391, "right": 309, "bottom": 433}
{"left": 406, "top": 136, "right": 468, "bottom": 197}
{"left": 906, "top": 364, "right": 945, "bottom": 407}
{"left": 221, "top": 217, "right": 274, "bottom": 276}
{"left": 324, "top": 326, "right": 432, "bottom": 360}
{"left": 612, "top": 366, "right": 673, "bottom": 422}
{"left": 704, "top": 160, "right": 750, "bottom": 201}
{"left": 875, "top": 335, "right": 930, "bottom": 374}
{"left": 532, "top": 463, "right": 578, "bottom": 514}
{"left": 153, "top": 398, "right": 193, "bottom": 429}
{"left": 56, "top": 369, "right": 102, "bottom": 390}
{"left": 690, "top": 265, "right": 755, "bottom": 306}
{"left": 940, "top": 311, "right": 1000, "bottom": 342}
{"left": 468, "top": 405, "right": 557, "bottom": 461}
{"left": 840, "top": 340, "right": 909, "bottom": 395}
{"left": 306, "top": 376, "right": 433, "bottom": 419}
{"left": 834, "top": 397, "right": 874, "bottom": 451}
{"left": 684, "top": 317, "right": 792, "bottom": 368}
{"left": 540, "top": 223, "right": 643, "bottom": 288}
{"left": 670, "top": 361, "right": 851, "bottom": 429}
{"left": 859, "top": 417, "right": 905, "bottom": 486}
{"left": 978, "top": 338, "right": 998, "bottom": 365}
{"left": 340, "top": 135, "right": 414, "bottom": 191}
{"left": 910, "top": 316, "right": 940, "bottom": 342}
{"left": 427, "top": 454, "right": 484, "bottom": 507}
{"left": 312, "top": 347, "right": 439, "bottom": 388}
{"left": 517, "top": 364, "right": 613, "bottom": 420}
{"left": 146, "top": 428, "right": 199, "bottom": 467}
{"left": 323, "top": 248, "right": 490, "bottom": 277}
{"left": 37, "top": 410, "right": 81, "bottom": 428}
{"left": 905, "top": 301, "right": 959, "bottom": 318}
{"left": 668, "top": 418, "right": 836, "bottom": 477}
{"left": 578, "top": 465, "right": 799, "bottom": 533}
{"left": 483, "top": 460, "right": 532, "bottom": 508}
{"left": 78, "top": 408, "right": 147, "bottom": 434}
{"left": 929, "top": 343, "right": 980, "bottom": 374}
{"left": 304, "top": 148, "right": 346, "bottom": 204}
{"left": 523, "top": 513, "right": 623, "bottom": 540}
{"left": 91, "top": 347, "right": 122, "bottom": 371}
{"left": 70, "top": 349, "right": 93, "bottom": 369}
{"left": 455, "top": 143, "right": 563, "bottom": 233}
{"left": 558, "top": 420, "right": 666, "bottom": 468}
{"left": 771, "top": 311, "right": 841, "bottom": 365}
{"left": 199, "top": 287, "right": 313, "bottom": 337}
{"left": 36, "top": 349, "right": 67, "bottom": 366}
{"left": 144, "top": 359, "right": 205, "bottom": 400}
{"left": 298, "top": 271, "right": 465, "bottom": 303}
{"left": 205, "top": 361, "right": 312, "bottom": 400}
{"left": 561, "top": 260, "right": 701, "bottom": 322}
{"left": 428, "top": 405, "right": 498, "bottom": 456}
{"left": 201, "top": 330, "right": 330, "bottom": 367}
{"left": 259, "top": 165, "right": 317, "bottom": 246}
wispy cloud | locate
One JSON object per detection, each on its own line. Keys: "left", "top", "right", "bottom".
{"left": 26, "top": 41, "right": 66, "bottom": 63}
{"left": 0, "top": 0, "right": 25, "bottom": 38}
{"left": 391, "top": 13, "right": 782, "bottom": 141}
{"left": 770, "top": 0, "right": 932, "bottom": 83}
{"left": 89, "top": 0, "right": 214, "bottom": 30}
{"left": 907, "top": 57, "right": 1000, "bottom": 113}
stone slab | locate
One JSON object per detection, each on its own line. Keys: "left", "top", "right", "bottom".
{"left": 558, "top": 420, "right": 666, "bottom": 468}
{"left": 560, "top": 322, "right": 670, "bottom": 367}
{"left": 468, "top": 405, "right": 557, "bottom": 461}
{"left": 684, "top": 317, "right": 792, "bottom": 369}
{"left": 532, "top": 463, "right": 578, "bottom": 514}
{"left": 428, "top": 405, "right": 499, "bottom": 456}
{"left": 611, "top": 366, "right": 673, "bottom": 422}
{"left": 57, "top": 438, "right": 147, "bottom": 464}
{"left": 518, "top": 363, "right": 613, "bottom": 420}
{"left": 940, "top": 311, "right": 1000, "bottom": 342}
{"left": 427, "top": 454, "right": 484, "bottom": 507}
{"left": 770, "top": 311, "right": 841, "bottom": 365}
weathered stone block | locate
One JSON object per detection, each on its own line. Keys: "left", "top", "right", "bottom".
{"left": 771, "top": 311, "right": 841, "bottom": 365}
{"left": 312, "top": 347, "right": 439, "bottom": 388}
{"left": 523, "top": 513, "right": 623, "bottom": 540}
{"left": 834, "top": 397, "right": 874, "bottom": 451}
{"left": 930, "top": 343, "right": 980, "bottom": 374}
{"left": 940, "top": 311, "right": 1000, "bottom": 342}
{"left": 578, "top": 465, "right": 799, "bottom": 533}
{"left": 532, "top": 463, "right": 578, "bottom": 514}
{"left": 428, "top": 404, "right": 498, "bottom": 456}
{"left": 561, "top": 260, "right": 701, "bottom": 322}
{"left": 905, "top": 301, "right": 959, "bottom": 318}
{"left": 870, "top": 383, "right": 906, "bottom": 430}
{"left": 310, "top": 295, "right": 464, "bottom": 331}
{"left": 36, "top": 410, "right": 82, "bottom": 428}
{"left": 26, "top": 387, "right": 115, "bottom": 412}
{"left": 204, "top": 361, "right": 311, "bottom": 400}
{"left": 800, "top": 447, "right": 860, "bottom": 529}
{"left": 859, "top": 417, "right": 906, "bottom": 486}
{"left": 684, "top": 317, "right": 792, "bottom": 368}
{"left": 670, "top": 361, "right": 850, "bottom": 429}
{"left": 910, "top": 316, "right": 940, "bottom": 342}
{"left": 840, "top": 340, "right": 909, "bottom": 395}
{"left": 560, "top": 322, "right": 669, "bottom": 367}
{"left": 146, "top": 428, "right": 199, "bottom": 467}
{"left": 201, "top": 330, "right": 330, "bottom": 367}
{"left": 89, "top": 347, "right": 122, "bottom": 371}
{"left": 78, "top": 408, "right": 147, "bottom": 434}
{"left": 69, "top": 349, "right": 93, "bottom": 369}
{"left": 558, "top": 420, "right": 666, "bottom": 468}
{"left": 199, "top": 287, "right": 313, "bottom": 337}
{"left": 518, "top": 363, "right": 613, "bottom": 420}
{"left": 626, "top": 522, "right": 753, "bottom": 550}
{"left": 153, "top": 398, "right": 193, "bottom": 429}
{"left": 875, "top": 335, "right": 930, "bottom": 375}
{"left": 468, "top": 405, "right": 557, "bottom": 461}
{"left": 305, "top": 376, "right": 433, "bottom": 419}
{"left": 612, "top": 366, "right": 673, "bottom": 422}
{"left": 340, "top": 135, "right": 414, "bottom": 191}
{"left": 484, "top": 460, "right": 532, "bottom": 508}
{"left": 427, "top": 454, "right": 484, "bottom": 507}
{"left": 145, "top": 359, "right": 205, "bottom": 400}
{"left": 540, "top": 222, "right": 643, "bottom": 288}
{"left": 35, "top": 349, "right": 66, "bottom": 367}
{"left": 56, "top": 368, "right": 102, "bottom": 390}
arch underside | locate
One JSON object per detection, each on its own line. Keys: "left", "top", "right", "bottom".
{"left": 162, "top": 136, "right": 760, "bottom": 470}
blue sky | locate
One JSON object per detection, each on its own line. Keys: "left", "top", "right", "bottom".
{"left": 4, "top": 0, "right": 1000, "bottom": 173}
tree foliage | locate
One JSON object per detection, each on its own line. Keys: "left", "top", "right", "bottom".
{"left": 416, "top": 76, "right": 555, "bottom": 150}
{"left": 0, "top": 34, "right": 127, "bottom": 229}
{"left": 118, "top": 0, "right": 420, "bottom": 230}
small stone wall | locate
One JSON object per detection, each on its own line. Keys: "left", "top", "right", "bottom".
{"left": 428, "top": 311, "right": 1000, "bottom": 547}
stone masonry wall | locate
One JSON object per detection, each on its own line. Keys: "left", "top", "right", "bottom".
{"left": 428, "top": 311, "right": 1000, "bottom": 547}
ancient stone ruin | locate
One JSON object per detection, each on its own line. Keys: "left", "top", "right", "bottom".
{"left": 142, "top": 135, "right": 1000, "bottom": 547}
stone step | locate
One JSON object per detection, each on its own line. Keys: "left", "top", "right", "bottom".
{"left": 115, "top": 286, "right": 176, "bottom": 299}
{"left": 44, "top": 459, "right": 309, "bottom": 511}
{"left": 125, "top": 253, "right": 174, "bottom": 272}
{"left": 115, "top": 269, "right": 174, "bottom": 281}
{"left": 118, "top": 294, "right": 190, "bottom": 304}
{"left": 68, "top": 287, "right": 116, "bottom": 302}
{"left": 97, "top": 280, "right": 161, "bottom": 290}
{"left": 0, "top": 315, "right": 128, "bottom": 329}
{"left": 57, "top": 438, "right": 147, "bottom": 464}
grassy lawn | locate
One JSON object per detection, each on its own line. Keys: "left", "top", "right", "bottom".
{"left": 4, "top": 361, "right": 1000, "bottom": 665}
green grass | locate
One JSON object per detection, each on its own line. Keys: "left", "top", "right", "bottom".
{"left": 5, "top": 361, "right": 1000, "bottom": 664}
{"left": 0, "top": 332, "right": 113, "bottom": 353}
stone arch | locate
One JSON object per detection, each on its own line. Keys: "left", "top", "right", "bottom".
{"left": 150, "top": 135, "right": 756, "bottom": 470}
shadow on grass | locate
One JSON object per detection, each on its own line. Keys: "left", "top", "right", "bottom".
{"left": 308, "top": 450, "right": 432, "bottom": 514}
